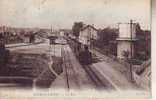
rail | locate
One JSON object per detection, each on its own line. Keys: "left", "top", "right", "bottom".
{"left": 83, "top": 65, "right": 107, "bottom": 89}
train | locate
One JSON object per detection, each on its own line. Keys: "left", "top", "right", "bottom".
{"left": 65, "top": 35, "right": 92, "bottom": 65}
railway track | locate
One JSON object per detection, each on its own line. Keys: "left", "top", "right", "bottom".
{"left": 64, "top": 54, "right": 70, "bottom": 89}
{"left": 64, "top": 49, "right": 69, "bottom": 89}
{"left": 66, "top": 37, "right": 107, "bottom": 89}
{"left": 82, "top": 65, "right": 106, "bottom": 89}
{"left": 62, "top": 49, "right": 70, "bottom": 89}
{"left": 62, "top": 45, "right": 81, "bottom": 90}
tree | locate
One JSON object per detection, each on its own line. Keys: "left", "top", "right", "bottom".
{"left": 96, "top": 27, "right": 118, "bottom": 55}
{"left": 122, "top": 50, "right": 130, "bottom": 59}
{"left": 72, "top": 22, "right": 83, "bottom": 37}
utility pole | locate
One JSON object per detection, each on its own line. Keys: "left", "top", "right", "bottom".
{"left": 89, "top": 27, "right": 93, "bottom": 53}
{"left": 130, "top": 19, "right": 134, "bottom": 82}
{"left": 50, "top": 25, "right": 55, "bottom": 57}
{"left": 117, "top": 20, "right": 136, "bottom": 83}
{"left": 52, "top": 26, "right": 56, "bottom": 57}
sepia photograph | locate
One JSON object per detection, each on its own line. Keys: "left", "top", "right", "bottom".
{"left": 0, "top": 0, "right": 151, "bottom": 99}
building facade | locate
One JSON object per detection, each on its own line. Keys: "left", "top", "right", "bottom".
{"left": 79, "top": 25, "right": 98, "bottom": 46}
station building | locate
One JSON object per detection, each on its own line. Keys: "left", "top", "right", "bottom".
{"left": 79, "top": 25, "right": 98, "bottom": 47}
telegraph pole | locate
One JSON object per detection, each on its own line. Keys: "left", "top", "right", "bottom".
{"left": 130, "top": 20, "right": 134, "bottom": 82}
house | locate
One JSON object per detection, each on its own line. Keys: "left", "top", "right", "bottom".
{"left": 79, "top": 25, "right": 98, "bottom": 46}
{"left": 23, "top": 31, "right": 36, "bottom": 43}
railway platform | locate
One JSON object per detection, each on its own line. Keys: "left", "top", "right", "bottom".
{"left": 89, "top": 48, "right": 139, "bottom": 91}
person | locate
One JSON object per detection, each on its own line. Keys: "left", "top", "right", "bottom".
{"left": 79, "top": 45, "right": 92, "bottom": 65}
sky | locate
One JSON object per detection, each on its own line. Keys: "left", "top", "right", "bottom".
{"left": 0, "top": 0, "right": 151, "bottom": 30}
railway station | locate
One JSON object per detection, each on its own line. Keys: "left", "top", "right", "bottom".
{"left": 0, "top": 20, "right": 151, "bottom": 92}
{"left": 0, "top": 0, "right": 152, "bottom": 99}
